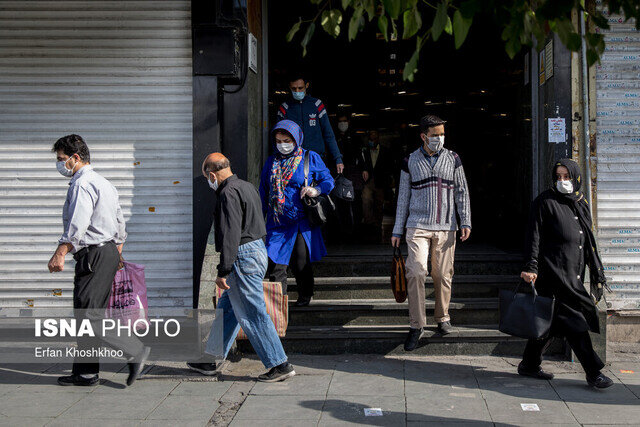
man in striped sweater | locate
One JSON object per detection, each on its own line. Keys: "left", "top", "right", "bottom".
{"left": 391, "top": 115, "right": 472, "bottom": 351}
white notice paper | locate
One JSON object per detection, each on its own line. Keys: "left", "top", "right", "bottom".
{"left": 548, "top": 118, "right": 566, "bottom": 143}
{"left": 521, "top": 403, "right": 540, "bottom": 411}
{"left": 364, "top": 408, "right": 383, "bottom": 416}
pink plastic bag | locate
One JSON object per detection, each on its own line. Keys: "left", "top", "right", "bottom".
{"left": 106, "top": 261, "right": 149, "bottom": 329}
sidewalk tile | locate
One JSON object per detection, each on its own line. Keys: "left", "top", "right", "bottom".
{"left": 250, "top": 374, "right": 332, "bottom": 396}
{"left": 46, "top": 420, "right": 141, "bottom": 427}
{"left": 406, "top": 392, "right": 491, "bottom": 423}
{"left": 0, "top": 390, "right": 84, "bottom": 418}
{"left": 230, "top": 421, "right": 317, "bottom": 427}
{"left": 92, "top": 378, "right": 180, "bottom": 395}
{"left": 319, "top": 395, "right": 405, "bottom": 426}
{"left": 481, "top": 391, "right": 576, "bottom": 425}
{"left": 409, "top": 423, "right": 493, "bottom": 426}
{"left": 566, "top": 401, "right": 640, "bottom": 425}
{"left": 0, "top": 418, "right": 53, "bottom": 427}
{"left": 57, "top": 393, "right": 166, "bottom": 420}
{"left": 140, "top": 421, "right": 206, "bottom": 427}
{"left": 146, "top": 395, "right": 219, "bottom": 421}
{"left": 233, "top": 395, "right": 324, "bottom": 421}
{"left": 169, "top": 381, "right": 231, "bottom": 397}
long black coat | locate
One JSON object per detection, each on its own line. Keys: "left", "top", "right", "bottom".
{"left": 524, "top": 189, "right": 600, "bottom": 335}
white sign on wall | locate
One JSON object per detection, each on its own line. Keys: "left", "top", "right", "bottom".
{"left": 548, "top": 117, "right": 566, "bottom": 143}
{"left": 248, "top": 33, "right": 258, "bottom": 73}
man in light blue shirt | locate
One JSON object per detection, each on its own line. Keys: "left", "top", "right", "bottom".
{"left": 49, "top": 134, "right": 148, "bottom": 387}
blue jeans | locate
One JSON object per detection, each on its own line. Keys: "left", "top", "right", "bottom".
{"left": 205, "top": 239, "right": 288, "bottom": 369}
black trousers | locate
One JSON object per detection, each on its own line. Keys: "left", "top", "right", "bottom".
{"left": 72, "top": 242, "right": 144, "bottom": 375}
{"left": 521, "top": 330, "right": 604, "bottom": 378}
{"left": 266, "top": 233, "right": 314, "bottom": 297}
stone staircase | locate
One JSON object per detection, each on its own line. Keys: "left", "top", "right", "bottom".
{"left": 239, "top": 244, "right": 565, "bottom": 356}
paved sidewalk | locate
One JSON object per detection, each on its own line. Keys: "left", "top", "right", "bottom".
{"left": 0, "top": 355, "right": 639, "bottom": 426}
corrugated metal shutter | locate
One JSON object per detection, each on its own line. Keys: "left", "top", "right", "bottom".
{"left": 0, "top": 1, "right": 193, "bottom": 308}
{"left": 596, "top": 9, "right": 640, "bottom": 310}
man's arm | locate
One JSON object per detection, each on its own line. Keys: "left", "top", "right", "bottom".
{"left": 216, "top": 190, "right": 243, "bottom": 278}
{"left": 453, "top": 154, "right": 471, "bottom": 229}
{"left": 392, "top": 162, "right": 412, "bottom": 239}
{"left": 317, "top": 102, "right": 343, "bottom": 165}
{"left": 113, "top": 189, "right": 127, "bottom": 252}
{"left": 61, "top": 185, "right": 94, "bottom": 253}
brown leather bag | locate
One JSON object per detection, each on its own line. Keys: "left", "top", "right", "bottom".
{"left": 391, "top": 247, "right": 408, "bottom": 303}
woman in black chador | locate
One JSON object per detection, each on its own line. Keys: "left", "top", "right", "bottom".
{"left": 519, "top": 159, "right": 613, "bottom": 388}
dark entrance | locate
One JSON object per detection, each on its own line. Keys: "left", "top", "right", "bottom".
{"left": 267, "top": 1, "right": 534, "bottom": 251}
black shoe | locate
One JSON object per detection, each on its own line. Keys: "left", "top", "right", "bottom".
{"left": 437, "top": 321, "right": 454, "bottom": 335}
{"left": 518, "top": 362, "right": 554, "bottom": 380}
{"left": 295, "top": 296, "right": 312, "bottom": 307}
{"left": 404, "top": 328, "right": 422, "bottom": 351}
{"left": 187, "top": 362, "right": 218, "bottom": 376}
{"left": 587, "top": 373, "right": 614, "bottom": 389}
{"left": 127, "top": 346, "right": 150, "bottom": 386}
{"left": 57, "top": 374, "right": 99, "bottom": 387}
{"left": 258, "top": 363, "right": 296, "bottom": 383}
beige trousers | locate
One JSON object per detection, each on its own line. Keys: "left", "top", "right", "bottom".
{"left": 405, "top": 228, "right": 456, "bottom": 328}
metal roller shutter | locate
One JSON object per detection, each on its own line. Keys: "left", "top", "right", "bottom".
{"left": 0, "top": 1, "right": 193, "bottom": 308}
{"left": 596, "top": 9, "right": 640, "bottom": 310}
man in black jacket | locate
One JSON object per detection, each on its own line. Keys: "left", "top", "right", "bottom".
{"left": 188, "top": 153, "right": 295, "bottom": 383}
{"left": 362, "top": 129, "right": 395, "bottom": 241}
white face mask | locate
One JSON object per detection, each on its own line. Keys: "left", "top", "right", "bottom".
{"left": 556, "top": 180, "right": 573, "bottom": 194}
{"left": 277, "top": 143, "right": 295, "bottom": 155}
{"left": 56, "top": 155, "right": 76, "bottom": 177}
{"left": 208, "top": 174, "right": 219, "bottom": 191}
{"left": 337, "top": 122, "right": 349, "bottom": 133}
{"left": 426, "top": 135, "right": 444, "bottom": 152}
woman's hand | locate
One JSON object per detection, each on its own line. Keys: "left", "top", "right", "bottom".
{"left": 520, "top": 271, "right": 538, "bottom": 283}
{"left": 300, "top": 186, "right": 320, "bottom": 199}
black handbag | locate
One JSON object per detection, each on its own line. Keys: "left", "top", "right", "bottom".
{"left": 331, "top": 174, "right": 355, "bottom": 202}
{"left": 302, "top": 151, "right": 335, "bottom": 227}
{"left": 499, "top": 280, "right": 555, "bottom": 340}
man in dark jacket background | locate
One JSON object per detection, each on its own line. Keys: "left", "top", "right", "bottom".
{"left": 277, "top": 74, "right": 344, "bottom": 174}
{"left": 188, "top": 153, "right": 295, "bottom": 383}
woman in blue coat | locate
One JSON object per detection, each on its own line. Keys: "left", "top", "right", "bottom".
{"left": 260, "top": 120, "right": 335, "bottom": 306}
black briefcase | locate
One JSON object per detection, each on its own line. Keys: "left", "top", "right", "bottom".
{"left": 499, "top": 280, "right": 555, "bottom": 339}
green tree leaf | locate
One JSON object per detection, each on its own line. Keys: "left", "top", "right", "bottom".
{"left": 286, "top": 19, "right": 302, "bottom": 42}
{"left": 363, "top": 0, "right": 376, "bottom": 21}
{"left": 403, "top": 7, "right": 422, "bottom": 39}
{"left": 321, "top": 9, "right": 343, "bottom": 38}
{"left": 301, "top": 22, "right": 316, "bottom": 56}
{"left": 378, "top": 14, "right": 389, "bottom": 41}
{"left": 342, "top": 0, "right": 352, "bottom": 9}
{"left": 444, "top": 15, "right": 453, "bottom": 35}
{"left": 403, "top": 48, "right": 420, "bottom": 81}
{"left": 505, "top": 35, "right": 521, "bottom": 58}
{"left": 310, "top": 0, "right": 323, "bottom": 4}
{"left": 453, "top": 10, "right": 472, "bottom": 49}
{"left": 349, "top": 6, "right": 364, "bottom": 41}
{"left": 432, "top": 1, "right": 449, "bottom": 42}
{"left": 382, "top": 0, "right": 402, "bottom": 20}
{"left": 554, "top": 19, "right": 581, "bottom": 51}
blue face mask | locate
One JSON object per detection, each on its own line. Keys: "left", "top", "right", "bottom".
{"left": 292, "top": 91, "right": 305, "bottom": 101}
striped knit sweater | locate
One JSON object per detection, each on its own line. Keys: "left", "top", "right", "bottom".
{"left": 392, "top": 148, "right": 471, "bottom": 235}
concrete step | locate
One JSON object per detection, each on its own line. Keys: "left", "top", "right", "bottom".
{"left": 288, "top": 298, "right": 499, "bottom": 327}
{"left": 237, "top": 324, "right": 566, "bottom": 356}
{"left": 288, "top": 275, "right": 517, "bottom": 300}
{"left": 311, "top": 253, "right": 523, "bottom": 277}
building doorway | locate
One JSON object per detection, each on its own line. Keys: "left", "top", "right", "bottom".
{"left": 267, "top": 1, "right": 534, "bottom": 252}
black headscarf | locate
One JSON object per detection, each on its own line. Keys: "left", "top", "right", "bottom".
{"left": 553, "top": 159, "right": 609, "bottom": 302}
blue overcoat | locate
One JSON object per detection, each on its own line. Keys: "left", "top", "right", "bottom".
{"left": 259, "top": 120, "right": 335, "bottom": 265}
